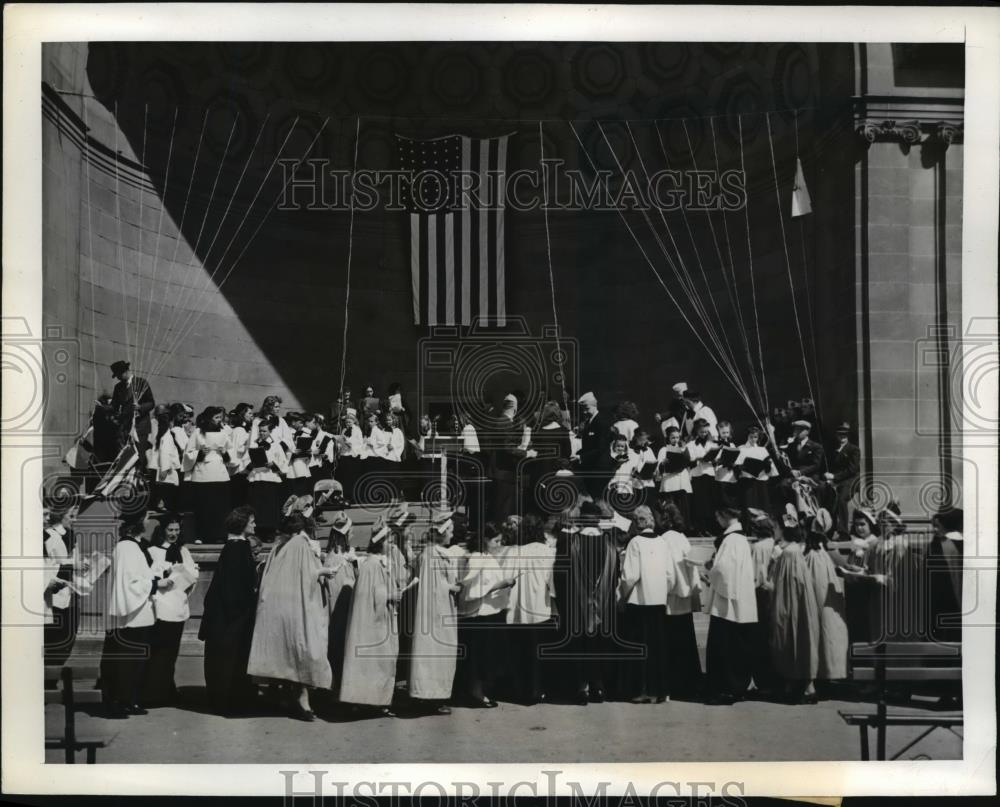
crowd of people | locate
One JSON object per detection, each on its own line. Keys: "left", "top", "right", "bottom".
{"left": 43, "top": 361, "right": 963, "bottom": 721}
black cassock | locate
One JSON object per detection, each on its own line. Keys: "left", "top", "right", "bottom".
{"left": 198, "top": 539, "right": 259, "bottom": 713}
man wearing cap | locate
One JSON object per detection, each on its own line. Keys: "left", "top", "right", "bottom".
{"left": 573, "top": 391, "right": 613, "bottom": 501}
{"left": 681, "top": 390, "right": 718, "bottom": 440}
{"left": 659, "top": 382, "right": 690, "bottom": 436}
{"left": 829, "top": 423, "right": 860, "bottom": 533}
{"left": 110, "top": 360, "right": 156, "bottom": 463}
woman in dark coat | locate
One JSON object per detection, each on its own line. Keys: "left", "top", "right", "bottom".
{"left": 198, "top": 506, "right": 260, "bottom": 714}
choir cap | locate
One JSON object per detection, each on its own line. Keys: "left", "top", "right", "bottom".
{"left": 853, "top": 507, "right": 878, "bottom": 527}
{"left": 389, "top": 504, "right": 416, "bottom": 528}
{"left": 345, "top": 407, "right": 357, "bottom": 417}
{"left": 577, "top": 391, "right": 597, "bottom": 407}
{"left": 110, "top": 360, "right": 130, "bottom": 376}
{"left": 747, "top": 507, "right": 769, "bottom": 522}
{"left": 880, "top": 505, "right": 904, "bottom": 528}
{"left": 431, "top": 508, "right": 455, "bottom": 533}
{"left": 672, "top": 382, "right": 688, "bottom": 394}
{"left": 330, "top": 512, "right": 352, "bottom": 534}
{"left": 835, "top": 422, "right": 852, "bottom": 433}
{"left": 791, "top": 419, "right": 812, "bottom": 430}
{"left": 503, "top": 393, "right": 518, "bottom": 407}
{"left": 370, "top": 516, "right": 390, "bottom": 544}
{"left": 580, "top": 526, "right": 602, "bottom": 536}
{"left": 559, "top": 524, "right": 580, "bottom": 535}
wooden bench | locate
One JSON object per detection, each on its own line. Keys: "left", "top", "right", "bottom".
{"left": 44, "top": 665, "right": 114, "bottom": 763}
{"left": 839, "top": 641, "right": 962, "bottom": 760}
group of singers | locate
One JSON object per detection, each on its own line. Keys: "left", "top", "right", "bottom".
{"left": 45, "top": 363, "right": 963, "bottom": 721}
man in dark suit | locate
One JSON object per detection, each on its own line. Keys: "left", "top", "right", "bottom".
{"left": 110, "top": 360, "right": 155, "bottom": 464}
{"left": 573, "top": 391, "right": 613, "bottom": 501}
{"left": 485, "top": 394, "right": 531, "bottom": 521}
{"left": 776, "top": 419, "right": 825, "bottom": 508}
{"left": 830, "top": 422, "right": 861, "bottom": 534}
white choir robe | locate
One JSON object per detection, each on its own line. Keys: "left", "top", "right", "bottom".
{"left": 688, "top": 440, "right": 719, "bottom": 479}
{"left": 461, "top": 424, "right": 481, "bottom": 454}
{"left": 504, "top": 543, "right": 556, "bottom": 625}
{"left": 683, "top": 403, "right": 718, "bottom": 439}
{"left": 228, "top": 425, "right": 250, "bottom": 475}
{"left": 705, "top": 525, "right": 758, "bottom": 623}
{"left": 158, "top": 426, "right": 188, "bottom": 485}
{"left": 656, "top": 446, "right": 693, "bottom": 494}
{"left": 250, "top": 415, "right": 294, "bottom": 453}
{"left": 106, "top": 540, "right": 157, "bottom": 630}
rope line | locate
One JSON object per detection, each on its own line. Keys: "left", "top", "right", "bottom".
{"left": 134, "top": 104, "right": 148, "bottom": 378}
{"left": 765, "top": 112, "right": 817, "bottom": 427}
{"left": 113, "top": 102, "right": 132, "bottom": 367}
{"left": 82, "top": 100, "right": 100, "bottom": 393}
{"left": 539, "top": 121, "right": 568, "bottom": 413}
{"left": 338, "top": 117, "right": 361, "bottom": 415}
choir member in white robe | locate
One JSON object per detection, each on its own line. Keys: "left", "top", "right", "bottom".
{"left": 735, "top": 425, "right": 777, "bottom": 512}
{"left": 455, "top": 524, "right": 510, "bottom": 707}
{"left": 619, "top": 506, "right": 673, "bottom": 703}
{"left": 43, "top": 505, "right": 85, "bottom": 667}
{"left": 339, "top": 520, "right": 411, "bottom": 715}
{"left": 323, "top": 513, "right": 357, "bottom": 696}
{"left": 246, "top": 419, "right": 289, "bottom": 538}
{"left": 656, "top": 426, "right": 692, "bottom": 529}
{"left": 142, "top": 514, "right": 199, "bottom": 705}
{"left": 185, "top": 406, "right": 232, "bottom": 543}
{"left": 100, "top": 520, "right": 168, "bottom": 717}
{"left": 408, "top": 511, "right": 462, "bottom": 713}
{"left": 687, "top": 420, "right": 719, "bottom": 536}
{"left": 226, "top": 403, "right": 253, "bottom": 507}
{"left": 745, "top": 510, "right": 780, "bottom": 693}
{"left": 503, "top": 514, "right": 556, "bottom": 704}
{"left": 249, "top": 395, "right": 295, "bottom": 450}
{"left": 308, "top": 414, "right": 336, "bottom": 482}
{"left": 704, "top": 508, "right": 758, "bottom": 704}
{"left": 657, "top": 501, "right": 704, "bottom": 698}
{"left": 284, "top": 412, "right": 315, "bottom": 497}
{"left": 611, "top": 400, "right": 641, "bottom": 443}
{"left": 155, "top": 404, "right": 190, "bottom": 513}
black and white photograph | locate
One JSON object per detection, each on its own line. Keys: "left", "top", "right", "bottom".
{"left": 2, "top": 3, "right": 997, "bottom": 798}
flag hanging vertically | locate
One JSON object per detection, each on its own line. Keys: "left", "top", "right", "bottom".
{"left": 791, "top": 157, "right": 812, "bottom": 217}
{"left": 398, "top": 133, "right": 511, "bottom": 326}
{"left": 89, "top": 440, "right": 140, "bottom": 500}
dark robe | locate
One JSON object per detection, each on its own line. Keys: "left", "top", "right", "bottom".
{"left": 198, "top": 538, "right": 259, "bottom": 712}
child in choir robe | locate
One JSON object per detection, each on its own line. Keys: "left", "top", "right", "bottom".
{"left": 744, "top": 510, "right": 779, "bottom": 695}
{"left": 155, "top": 404, "right": 191, "bottom": 514}
{"left": 656, "top": 426, "right": 692, "bottom": 530}
{"left": 385, "top": 412, "right": 406, "bottom": 462}
{"left": 735, "top": 426, "right": 777, "bottom": 512}
{"left": 619, "top": 506, "right": 673, "bottom": 703}
{"left": 247, "top": 513, "right": 336, "bottom": 721}
{"left": 687, "top": 419, "right": 719, "bottom": 536}
{"left": 309, "top": 414, "right": 335, "bottom": 482}
{"left": 703, "top": 507, "right": 758, "bottom": 705}
{"left": 631, "top": 429, "right": 658, "bottom": 509}
{"left": 284, "top": 412, "right": 312, "bottom": 497}
{"left": 339, "top": 519, "right": 411, "bottom": 717}
{"left": 100, "top": 520, "right": 169, "bottom": 718}
{"left": 502, "top": 513, "right": 556, "bottom": 704}
{"left": 227, "top": 403, "right": 253, "bottom": 507}
{"left": 246, "top": 419, "right": 289, "bottom": 541}
{"left": 43, "top": 505, "right": 85, "bottom": 667}
{"left": 185, "top": 406, "right": 232, "bottom": 544}
{"left": 323, "top": 513, "right": 357, "bottom": 697}
{"left": 409, "top": 510, "right": 463, "bottom": 714}
{"left": 605, "top": 434, "right": 643, "bottom": 509}
{"left": 769, "top": 510, "right": 821, "bottom": 704}
{"left": 250, "top": 395, "right": 294, "bottom": 450}
{"left": 657, "top": 501, "right": 704, "bottom": 699}
{"left": 198, "top": 506, "right": 260, "bottom": 715}
{"left": 143, "top": 514, "right": 199, "bottom": 706}
{"left": 803, "top": 509, "right": 849, "bottom": 692}
{"left": 455, "top": 524, "right": 511, "bottom": 707}
{"left": 713, "top": 421, "right": 741, "bottom": 508}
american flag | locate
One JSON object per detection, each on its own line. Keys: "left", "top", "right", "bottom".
{"left": 398, "top": 133, "right": 512, "bottom": 326}
{"left": 88, "top": 440, "right": 140, "bottom": 500}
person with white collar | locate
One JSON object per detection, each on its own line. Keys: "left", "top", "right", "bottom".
{"left": 658, "top": 501, "right": 704, "bottom": 699}
{"left": 43, "top": 505, "right": 87, "bottom": 666}
{"left": 687, "top": 418, "right": 720, "bottom": 536}
{"left": 619, "top": 505, "right": 673, "bottom": 703}
{"left": 704, "top": 507, "right": 758, "bottom": 705}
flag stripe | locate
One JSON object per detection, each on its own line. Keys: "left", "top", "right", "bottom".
{"left": 444, "top": 213, "right": 455, "bottom": 326}
{"left": 427, "top": 215, "right": 438, "bottom": 325}
{"left": 410, "top": 213, "right": 421, "bottom": 325}
{"left": 461, "top": 136, "right": 472, "bottom": 326}
{"left": 478, "top": 138, "right": 490, "bottom": 324}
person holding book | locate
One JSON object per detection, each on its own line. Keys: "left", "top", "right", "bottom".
{"left": 250, "top": 395, "right": 294, "bottom": 452}
{"left": 143, "top": 513, "right": 199, "bottom": 706}
{"left": 43, "top": 504, "right": 86, "bottom": 667}
{"left": 703, "top": 507, "right": 758, "bottom": 705}
{"left": 745, "top": 510, "right": 780, "bottom": 696}
{"left": 631, "top": 429, "right": 659, "bottom": 509}
{"left": 308, "top": 413, "right": 335, "bottom": 481}
{"left": 713, "top": 421, "right": 742, "bottom": 508}
{"left": 155, "top": 403, "right": 191, "bottom": 514}
{"left": 687, "top": 419, "right": 720, "bottom": 536}
{"left": 285, "top": 412, "right": 315, "bottom": 497}
{"left": 604, "top": 433, "right": 643, "bottom": 507}
{"left": 735, "top": 425, "right": 777, "bottom": 512}
{"left": 656, "top": 426, "right": 692, "bottom": 530}
{"left": 185, "top": 406, "right": 232, "bottom": 544}
{"left": 246, "top": 418, "right": 289, "bottom": 541}
{"left": 227, "top": 403, "right": 254, "bottom": 507}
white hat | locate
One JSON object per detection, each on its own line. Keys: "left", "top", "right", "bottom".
{"left": 503, "top": 393, "right": 518, "bottom": 406}
{"left": 345, "top": 407, "right": 358, "bottom": 417}
{"left": 672, "top": 382, "right": 688, "bottom": 394}
{"left": 578, "top": 391, "right": 597, "bottom": 406}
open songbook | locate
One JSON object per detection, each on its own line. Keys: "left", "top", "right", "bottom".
{"left": 67, "top": 552, "right": 110, "bottom": 595}
{"left": 741, "top": 455, "right": 773, "bottom": 475}
{"left": 660, "top": 446, "right": 690, "bottom": 473}
{"left": 249, "top": 447, "right": 268, "bottom": 468}
{"left": 717, "top": 446, "right": 741, "bottom": 468}
{"left": 166, "top": 562, "right": 199, "bottom": 590}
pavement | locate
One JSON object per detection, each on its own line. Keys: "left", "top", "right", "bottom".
{"left": 48, "top": 615, "right": 963, "bottom": 764}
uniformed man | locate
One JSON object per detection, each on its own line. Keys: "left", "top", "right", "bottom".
{"left": 830, "top": 422, "right": 861, "bottom": 533}
{"left": 110, "top": 360, "right": 156, "bottom": 464}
